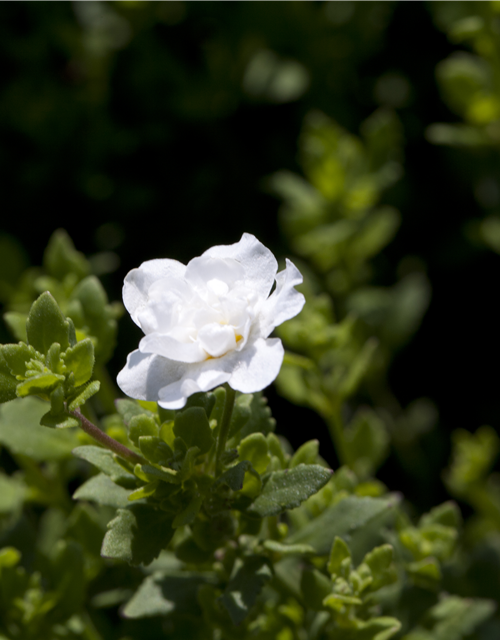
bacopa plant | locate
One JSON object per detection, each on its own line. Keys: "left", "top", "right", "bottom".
{"left": 0, "top": 227, "right": 497, "bottom": 640}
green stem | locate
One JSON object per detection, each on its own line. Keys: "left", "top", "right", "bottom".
{"left": 70, "top": 409, "right": 147, "bottom": 466}
{"left": 326, "top": 399, "right": 349, "bottom": 466}
{"left": 215, "top": 383, "right": 236, "bottom": 476}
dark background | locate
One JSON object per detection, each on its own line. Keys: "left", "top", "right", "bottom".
{"left": 0, "top": 2, "right": 498, "bottom": 507}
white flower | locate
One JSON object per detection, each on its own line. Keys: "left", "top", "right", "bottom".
{"left": 117, "top": 233, "right": 305, "bottom": 409}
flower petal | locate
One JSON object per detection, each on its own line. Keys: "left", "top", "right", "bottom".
{"left": 203, "top": 233, "right": 278, "bottom": 298}
{"left": 185, "top": 256, "right": 245, "bottom": 293}
{"left": 227, "top": 337, "right": 284, "bottom": 393}
{"left": 158, "top": 360, "right": 231, "bottom": 409}
{"left": 197, "top": 323, "right": 237, "bottom": 358}
{"left": 139, "top": 333, "right": 207, "bottom": 363}
{"left": 123, "top": 259, "right": 186, "bottom": 326}
{"left": 259, "top": 258, "right": 305, "bottom": 337}
{"left": 117, "top": 349, "right": 188, "bottom": 401}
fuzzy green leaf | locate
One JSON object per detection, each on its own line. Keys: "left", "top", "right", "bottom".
{"left": 1, "top": 343, "right": 34, "bottom": 378}
{"left": 0, "top": 472, "right": 26, "bottom": 513}
{"left": 328, "top": 536, "right": 351, "bottom": 577}
{"left": 248, "top": 464, "right": 332, "bottom": 517}
{"left": 290, "top": 439, "right": 319, "bottom": 468}
{"left": 183, "top": 391, "right": 216, "bottom": 417}
{"left": 73, "top": 473, "right": 133, "bottom": 508}
{"left": 43, "top": 229, "right": 90, "bottom": 281}
{"left": 68, "top": 380, "right": 100, "bottom": 411}
{"left": 51, "top": 540, "right": 86, "bottom": 618}
{"left": 26, "top": 292, "right": 71, "bottom": 354}
{"left": 240, "top": 392, "right": 276, "bottom": 438}
{"left": 16, "top": 372, "right": 64, "bottom": 398}
{"left": 101, "top": 504, "right": 175, "bottom": 566}
{"left": 172, "top": 494, "right": 204, "bottom": 528}
{"left": 41, "top": 410, "right": 80, "bottom": 429}
{"left": 289, "top": 495, "right": 399, "bottom": 554}
{"left": 228, "top": 393, "right": 252, "bottom": 437}
{"left": 263, "top": 540, "right": 315, "bottom": 556}
{"left": 123, "top": 572, "right": 211, "bottom": 619}
{"left": 0, "top": 351, "right": 17, "bottom": 404}
{"left": 129, "top": 414, "right": 159, "bottom": 446}
{"left": 239, "top": 433, "right": 270, "bottom": 474}
{"left": 116, "top": 398, "right": 155, "bottom": 425}
{"left": 220, "top": 555, "right": 272, "bottom": 625}
{"left": 301, "top": 567, "right": 332, "bottom": 610}
{"left": 350, "top": 617, "right": 401, "bottom": 640}
{"left": 62, "top": 338, "right": 94, "bottom": 386}
{"left": 72, "top": 445, "right": 136, "bottom": 485}
{"left": 174, "top": 406, "right": 214, "bottom": 454}
{"left": 0, "top": 397, "right": 78, "bottom": 460}
{"left": 216, "top": 460, "right": 254, "bottom": 491}
{"left": 3, "top": 312, "right": 28, "bottom": 342}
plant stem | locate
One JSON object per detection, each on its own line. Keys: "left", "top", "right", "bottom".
{"left": 326, "top": 399, "right": 348, "bottom": 466}
{"left": 215, "top": 383, "right": 236, "bottom": 476}
{"left": 70, "top": 409, "right": 147, "bottom": 466}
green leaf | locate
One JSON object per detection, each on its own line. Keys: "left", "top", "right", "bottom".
{"left": 240, "top": 392, "right": 276, "bottom": 438}
{"left": 328, "top": 536, "right": 351, "bottom": 577}
{"left": 128, "top": 481, "right": 159, "bottom": 501}
{"left": 0, "top": 397, "right": 78, "bottom": 460}
{"left": 116, "top": 398, "right": 155, "bottom": 425}
{"left": 1, "top": 343, "right": 34, "bottom": 378}
{"left": 68, "top": 380, "right": 100, "bottom": 411}
{"left": 228, "top": 393, "right": 252, "bottom": 437}
{"left": 344, "top": 408, "right": 389, "bottom": 478}
{"left": 363, "top": 544, "right": 395, "bottom": 591}
{"left": 72, "top": 445, "right": 136, "bottom": 485}
{"left": 406, "top": 557, "right": 442, "bottom": 588}
{"left": 69, "top": 275, "right": 117, "bottom": 363}
{"left": 26, "top": 291, "right": 71, "bottom": 354}
{"left": 352, "top": 617, "right": 401, "bottom": 640}
{"left": 0, "top": 351, "right": 17, "bottom": 404}
{"left": 73, "top": 473, "right": 133, "bottom": 508}
{"left": 123, "top": 572, "right": 211, "bottom": 618}
{"left": 175, "top": 536, "right": 215, "bottom": 564}
{"left": 216, "top": 461, "right": 254, "bottom": 491}
{"left": 43, "top": 229, "right": 90, "bottom": 281}
{"left": 101, "top": 504, "right": 175, "bottom": 566}
{"left": 3, "top": 312, "right": 28, "bottom": 342}
{"left": 49, "top": 382, "right": 65, "bottom": 415}
{"left": 239, "top": 433, "right": 270, "bottom": 474}
{"left": 248, "top": 464, "right": 333, "bottom": 517}
{"left": 419, "top": 500, "right": 462, "bottom": 529}
{"left": 263, "top": 540, "right": 315, "bottom": 556}
{"left": 183, "top": 391, "right": 216, "bottom": 417}
{"left": 220, "top": 555, "right": 272, "bottom": 625}
{"left": 209, "top": 386, "right": 226, "bottom": 427}
{"left": 128, "top": 414, "right": 159, "bottom": 446}
{"left": 16, "top": 372, "right": 65, "bottom": 398}
{"left": 62, "top": 338, "right": 94, "bottom": 386}
{"left": 289, "top": 495, "right": 399, "bottom": 555}
{"left": 45, "top": 341, "right": 61, "bottom": 372}
{"left": 51, "top": 540, "right": 86, "bottom": 618}
{"left": 409, "top": 595, "right": 496, "bottom": 640}
{"left": 41, "top": 410, "right": 80, "bottom": 429}
{"left": 338, "top": 337, "right": 378, "bottom": 399}
{"left": 301, "top": 567, "right": 332, "bottom": 610}
{"left": 290, "top": 439, "right": 319, "bottom": 468}
{"left": 172, "top": 494, "right": 204, "bottom": 528}
{"left": 0, "top": 472, "right": 26, "bottom": 513}
{"left": 174, "top": 407, "right": 214, "bottom": 454}
{"left": 140, "top": 463, "right": 180, "bottom": 484}
{"left": 138, "top": 436, "right": 172, "bottom": 465}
